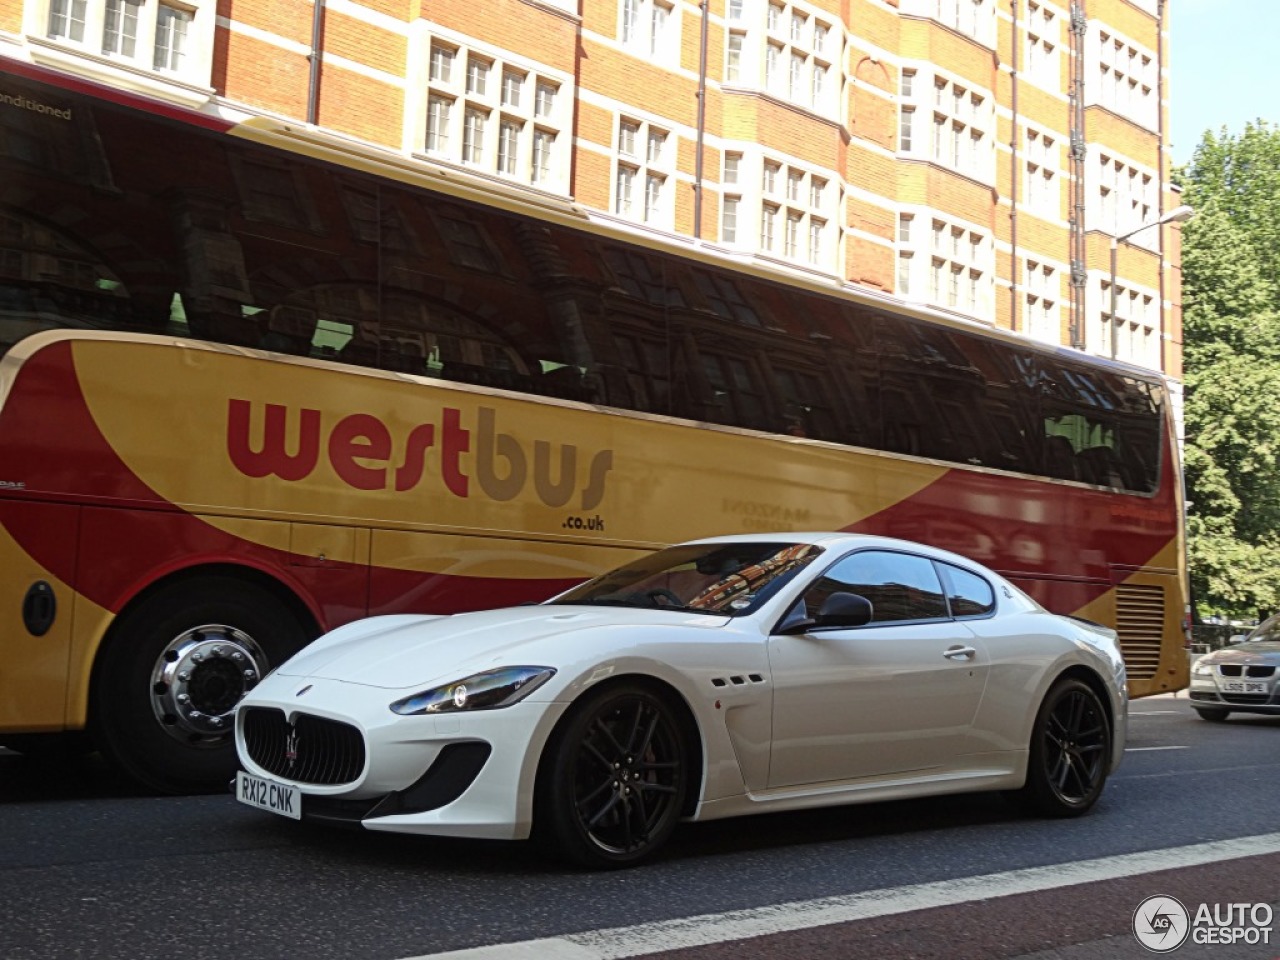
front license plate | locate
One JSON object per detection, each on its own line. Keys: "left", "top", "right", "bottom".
{"left": 1218, "top": 680, "right": 1267, "bottom": 694}
{"left": 236, "top": 771, "right": 301, "bottom": 820}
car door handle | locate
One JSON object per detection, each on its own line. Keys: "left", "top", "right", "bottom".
{"left": 943, "top": 645, "right": 977, "bottom": 661}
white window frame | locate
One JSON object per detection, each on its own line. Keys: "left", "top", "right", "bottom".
{"left": 730, "top": 0, "right": 835, "bottom": 114}
{"left": 925, "top": 72, "right": 993, "bottom": 182}
{"left": 898, "top": 209, "right": 992, "bottom": 319}
{"left": 31, "top": 0, "right": 214, "bottom": 95}
{"left": 898, "top": 0, "right": 995, "bottom": 48}
{"left": 1023, "top": 126, "right": 1059, "bottom": 217}
{"left": 1023, "top": 259, "right": 1060, "bottom": 344}
{"left": 620, "top": 0, "right": 678, "bottom": 65}
{"left": 613, "top": 116, "right": 673, "bottom": 227}
{"left": 1087, "top": 24, "right": 1157, "bottom": 131}
{"left": 759, "top": 155, "right": 835, "bottom": 268}
{"left": 1096, "top": 276, "right": 1159, "bottom": 367}
{"left": 1024, "top": 1, "right": 1059, "bottom": 90}
{"left": 417, "top": 32, "right": 572, "bottom": 195}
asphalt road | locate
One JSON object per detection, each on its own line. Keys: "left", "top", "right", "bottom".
{"left": 0, "top": 694, "right": 1276, "bottom": 960}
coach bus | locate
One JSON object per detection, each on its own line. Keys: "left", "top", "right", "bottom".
{"left": 0, "top": 56, "right": 1189, "bottom": 793}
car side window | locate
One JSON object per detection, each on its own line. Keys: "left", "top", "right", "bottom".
{"left": 936, "top": 562, "right": 996, "bottom": 618}
{"left": 802, "top": 550, "right": 948, "bottom": 625}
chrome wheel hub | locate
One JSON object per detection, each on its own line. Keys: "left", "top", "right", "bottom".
{"left": 151, "top": 624, "right": 267, "bottom": 745}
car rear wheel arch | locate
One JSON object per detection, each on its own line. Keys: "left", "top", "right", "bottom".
{"left": 1052, "top": 664, "right": 1117, "bottom": 737}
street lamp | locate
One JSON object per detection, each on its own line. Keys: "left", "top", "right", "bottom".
{"left": 1109, "top": 204, "right": 1194, "bottom": 359}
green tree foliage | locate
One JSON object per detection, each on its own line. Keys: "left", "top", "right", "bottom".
{"left": 1176, "top": 121, "right": 1280, "bottom": 618}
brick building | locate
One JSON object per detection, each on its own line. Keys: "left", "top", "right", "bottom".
{"left": 0, "top": 0, "right": 1183, "bottom": 380}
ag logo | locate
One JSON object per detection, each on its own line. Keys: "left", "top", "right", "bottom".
{"left": 1133, "top": 895, "right": 1190, "bottom": 953}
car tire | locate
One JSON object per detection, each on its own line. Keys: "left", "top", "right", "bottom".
{"left": 1193, "top": 707, "right": 1230, "bottom": 722}
{"left": 1015, "top": 677, "right": 1111, "bottom": 818}
{"left": 536, "top": 683, "right": 689, "bottom": 869}
{"left": 92, "top": 576, "right": 312, "bottom": 794}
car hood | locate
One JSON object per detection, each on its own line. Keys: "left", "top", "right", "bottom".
{"left": 275, "top": 605, "right": 727, "bottom": 689}
{"left": 1207, "top": 640, "right": 1280, "bottom": 662}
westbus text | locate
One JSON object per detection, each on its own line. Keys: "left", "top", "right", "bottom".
{"left": 227, "top": 400, "right": 614, "bottom": 510}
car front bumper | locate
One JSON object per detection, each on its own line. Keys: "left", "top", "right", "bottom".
{"left": 234, "top": 675, "right": 569, "bottom": 840}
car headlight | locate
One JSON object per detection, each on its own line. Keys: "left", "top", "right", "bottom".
{"left": 1192, "top": 660, "right": 1214, "bottom": 677}
{"left": 390, "top": 666, "right": 556, "bottom": 716}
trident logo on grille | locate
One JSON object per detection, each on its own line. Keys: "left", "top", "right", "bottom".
{"left": 285, "top": 721, "right": 300, "bottom": 772}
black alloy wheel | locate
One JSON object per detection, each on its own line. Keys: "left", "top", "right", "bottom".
{"left": 539, "top": 684, "right": 689, "bottom": 868}
{"left": 1018, "top": 677, "right": 1111, "bottom": 817}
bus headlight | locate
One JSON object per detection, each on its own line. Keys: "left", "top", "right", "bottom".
{"left": 390, "top": 666, "right": 556, "bottom": 715}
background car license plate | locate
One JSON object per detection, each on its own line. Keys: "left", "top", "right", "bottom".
{"left": 1219, "top": 680, "right": 1267, "bottom": 694}
{"left": 236, "top": 771, "right": 301, "bottom": 820}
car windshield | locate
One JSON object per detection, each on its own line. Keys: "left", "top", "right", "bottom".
{"left": 551, "top": 542, "right": 823, "bottom": 616}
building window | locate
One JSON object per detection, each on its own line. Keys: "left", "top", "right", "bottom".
{"left": 733, "top": 0, "right": 833, "bottom": 112}
{"left": 1098, "top": 278, "right": 1158, "bottom": 367}
{"left": 421, "top": 38, "right": 569, "bottom": 193}
{"left": 532, "top": 130, "right": 554, "bottom": 185}
{"left": 899, "top": 215, "right": 991, "bottom": 319}
{"left": 48, "top": 0, "right": 87, "bottom": 41}
{"left": 501, "top": 69, "right": 523, "bottom": 108}
{"left": 463, "top": 108, "right": 486, "bottom": 164}
{"left": 614, "top": 117, "right": 672, "bottom": 226}
{"left": 430, "top": 43, "right": 454, "bottom": 83}
{"left": 498, "top": 119, "right": 521, "bottom": 175}
{"left": 722, "top": 196, "right": 740, "bottom": 243}
{"left": 1024, "top": 127, "right": 1059, "bottom": 216}
{"left": 1091, "top": 28, "right": 1157, "bottom": 130}
{"left": 726, "top": 32, "right": 743, "bottom": 82}
{"left": 1024, "top": 259, "right": 1059, "bottom": 343}
{"left": 102, "top": 0, "right": 139, "bottom": 56}
{"left": 534, "top": 81, "right": 556, "bottom": 118}
{"left": 46, "top": 0, "right": 206, "bottom": 81}
{"left": 615, "top": 165, "right": 637, "bottom": 217}
{"left": 924, "top": 73, "right": 992, "bottom": 181}
{"left": 1025, "top": 1, "right": 1058, "bottom": 89}
{"left": 426, "top": 95, "right": 452, "bottom": 152}
{"left": 466, "top": 55, "right": 490, "bottom": 96}
{"left": 621, "top": 0, "right": 677, "bottom": 63}
{"left": 758, "top": 156, "right": 835, "bottom": 267}
{"left": 1092, "top": 152, "right": 1156, "bottom": 245}
{"left": 760, "top": 202, "right": 778, "bottom": 251}
{"left": 908, "top": 0, "right": 994, "bottom": 46}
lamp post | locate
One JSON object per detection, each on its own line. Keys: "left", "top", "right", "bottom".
{"left": 1109, "top": 204, "right": 1194, "bottom": 359}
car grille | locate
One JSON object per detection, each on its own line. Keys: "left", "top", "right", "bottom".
{"left": 1217, "top": 664, "right": 1276, "bottom": 678}
{"left": 1219, "top": 693, "right": 1275, "bottom": 705}
{"left": 241, "top": 707, "right": 366, "bottom": 785}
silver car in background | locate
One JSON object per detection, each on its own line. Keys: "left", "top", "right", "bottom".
{"left": 1189, "top": 614, "right": 1280, "bottom": 721}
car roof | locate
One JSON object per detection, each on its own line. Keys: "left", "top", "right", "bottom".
{"left": 684, "top": 531, "right": 989, "bottom": 572}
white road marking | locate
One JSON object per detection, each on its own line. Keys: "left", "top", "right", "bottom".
{"left": 1129, "top": 711, "right": 1181, "bottom": 716}
{"left": 405, "top": 833, "right": 1280, "bottom": 960}
{"left": 1125, "top": 745, "right": 1189, "bottom": 752}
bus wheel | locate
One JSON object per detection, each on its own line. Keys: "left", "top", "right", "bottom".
{"left": 1015, "top": 677, "right": 1111, "bottom": 818}
{"left": 93, "top": 577, "right": 313, "bottom": 794}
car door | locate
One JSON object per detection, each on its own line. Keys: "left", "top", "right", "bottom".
{"left": 766, "top": 549, "right": 991, "bottom": 788}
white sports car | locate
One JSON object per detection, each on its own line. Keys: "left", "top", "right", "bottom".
{"left": 234, "top": 533, "right": 1126, "bottom": 867}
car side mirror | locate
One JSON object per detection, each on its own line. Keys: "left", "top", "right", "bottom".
{"left": 777, "top": 592, "right": 873, "bottom": 634}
